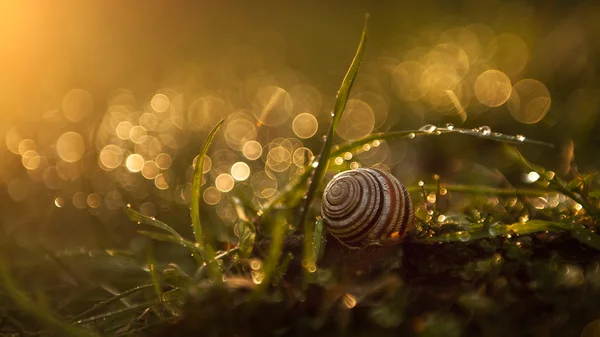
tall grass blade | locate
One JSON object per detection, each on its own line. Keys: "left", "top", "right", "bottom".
{"left": 297, "top": 15, "right": 369, "bottom": 276}
{"left": 191, "top": 119, "right": 224, "bottom": 259}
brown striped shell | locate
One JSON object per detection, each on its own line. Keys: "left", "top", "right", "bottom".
{"left": 321, "top": 168, "right": 415, "bottom": 249}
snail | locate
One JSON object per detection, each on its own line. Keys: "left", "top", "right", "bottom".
{"left": 321, "top": 168, "right": 415, "bottom": 249}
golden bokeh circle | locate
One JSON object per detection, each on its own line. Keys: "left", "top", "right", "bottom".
{"left": 335, "top": 99, "right": 375, "bottom": 141}
{"left": 292, "top": 112, "right": 318, "bottom": 139}
{"left": 243, "top": 140, "right": 263, "bottom": 160}
{"left": 474, "top": 69, "right": 512, "bottom": 107}
{"left": 231, "top": 162, "right": 251, "bottom": 181}
{"left": 56, "top": 132, "right": 85, "bottom": 163}
{"left": 508, "top": 79, "right": 551, "bottom": 124}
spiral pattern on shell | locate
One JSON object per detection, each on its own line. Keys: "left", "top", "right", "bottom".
{"left": 321, "top": 168, "right": 415, "bottom": 248}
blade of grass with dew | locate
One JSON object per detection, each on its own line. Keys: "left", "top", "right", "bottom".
{"left": 125, "top": 207, "right": 202, "bottom": 264}
{"left": 74, "top": 300, "right": 163, "bottom": 325}
{"left": 311, "top": 218, "right": 326, "bottom": 264}
{"left": 420, "top": 220, "right": 573, "bottom": 243}
{"left": 137, "top": 230, "right": 202, "bottom": 256}
{"left": 125, "top": 206, "right": 182, "bottom": 239}
{"left": 191, "top": 118, "right": 224, "bottom": 264}
{"left": 297, "top": 15, "right": 368, "bottom": 279}
{"left": 260, "top": 126, "right": 552, "bottom": 219}
{"left": 406, "top": 184, "right": 552, "bottom": 197}
{"left": 69, "top": 285, "right": 153, "bottom": 323}
{"left": 504, "top": 145, "right": 598, "bottom": 217}
{"left": 0, "top": 259, "right": 97, "bottom": 336}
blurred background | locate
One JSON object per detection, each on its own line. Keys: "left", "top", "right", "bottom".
{"left": 1, "top": 0, "right": 599, "bottom": 251}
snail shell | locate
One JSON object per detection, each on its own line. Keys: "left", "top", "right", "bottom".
{"left": 321, "top": 168, "right": 415, "bottom": 249}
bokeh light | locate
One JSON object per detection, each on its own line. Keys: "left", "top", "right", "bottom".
{"left": 508, "top": 79, "right": 551, "bottom": 124}
{"left": 56, "top": 132, "right": 85, "bottom": 163}
{"left": 231, "top": 162, "right": 251, "bottom": 181}
{"left": 62, "top": 89, "right": 93, "bottom": 122}
{"left": 474, "top": 70, "right": 512, "bottom": 107}
{"left": 336, "top": 99, "right": 375, "bottom": 140}
{"left": 292, "top": 112, "right": 318, "bottom": 139}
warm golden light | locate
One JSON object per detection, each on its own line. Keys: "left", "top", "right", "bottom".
{"left": 141, "top": 160, "right": 160, "bottom": 179}
{"left": 215, "top": 173, "right": 235, "bottom": 192}
{"left": 155, "top": 153, "right": 172, "bottom": 170}
{"left": 203, "top": 186, "right": 222, "bottom": 205}
{"left": 336, "top": 99, "right": 375, "bottom": 141}
{"left": 126, "top": 154, "right": 145, "bottom": 172}
{"left": 508, "top": 79, "right": 551, "bottom": 124}
{"left": 474, "top": 70, "right": 512, "bottom": 107}
{"left": 151, "top": 93, "right": 170, "bottom": 113}
{"left": 253, "top": 86, "right": 292, "bottom": 126}
{"left": 391, "top": 61, "right": 430, "bottom": 101}
{"left": 292, "top": 112, "right": 319, "bottom": 139}
{"left": 99, "top": 145, "right": 124, "bottom": 170}
{"left": 231, "top": 162, "right": 250, "bottom": 181}
{"left": 56, "top": 132, "right": 85, "bottom": 163}
{"left": 62, "top": 89, "right": 93, "bottom": 122}
{"left": 242, "top": 140, "right": 263, "bottom": 160}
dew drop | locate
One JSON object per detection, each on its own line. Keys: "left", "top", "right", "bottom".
{"left": 408, "top": 133, "right": 415, "bottom": 139}
{"left": 445, "top": 123, "right": 454, "bottom": 130}
{"left": 311, "top": 162, "right": 319, "bottom": 168}
{"left": 330, "top": 112, "right": 335, "bottom": 117}
{"left": 479, "top": 125, "right": 491, "bottom": 135}
{"left": 127, "top": 203, "right": 132, "bottom": 208}
{"left": 419, "top": 124, "right": 437, "bottom": 133}
{"left": 515, "top": 134, "right": 526, "bottom": 142}
{"left": 457, "top": 231, "right": 471, "bottom": 242}
{"left": 489, "top": 222, "right": 507, "bottom": 236}
{"left": 418, "top": 181, "right": 424, "bottom": 186}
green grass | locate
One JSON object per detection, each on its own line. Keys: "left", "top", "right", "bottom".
{"left": 3, "top": 16, "right": 600, "bottom": 337}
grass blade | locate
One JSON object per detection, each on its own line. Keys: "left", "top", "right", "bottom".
{"left": 504, "top": 145, "right": 598, "bottom": 217}
{"left": 254, "top": 214, "right": 288, "bottom": 295}
{"left": 297, "top": 14, "right": 369, "bottom": 273}
{"left": 406, "top": 184, "right": 552, "bottom": 197}
{"left": 125, "top": 206, "right": 182, "bottom": 239}
{"left": 191, "top": 119, "right": 225, "bottom": 259}
{"left": 125, "top": 207, "right": 203, "bottom": 264}
{"left": 261, "top": 126, "right": 551, "bottom": 220}
{"left": 69, "top": 285, "right": 153, "bottom": 323}
{"left": 570, "top": 226, "right": 600, "bottom": 251}
{"left": 420, "top": 220, "right": 572, "bottom": 243}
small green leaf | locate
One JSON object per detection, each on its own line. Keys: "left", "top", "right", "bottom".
{"left": 125, "top": 206, "right": 182, "bottom": 239}
{"left": 191, "top": 119, "right": 224, "bottom": 257}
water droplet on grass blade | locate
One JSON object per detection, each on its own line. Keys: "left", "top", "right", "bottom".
{"left": 479, "top": 125, "right": 491, "bottom": 135}
{"left": 515, "top": 134, "right": 526, "bottom": 141}
{"left": 419, "top": 124, "right": 437, "bottom": 133}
